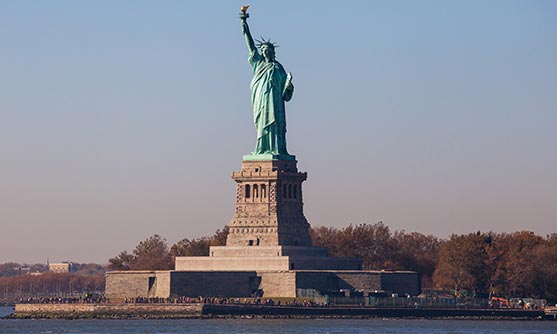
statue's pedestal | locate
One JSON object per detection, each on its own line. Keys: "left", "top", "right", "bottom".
{"left": 176, "top": 158, "right": 362, "bottom": 271}
{"left": 226, "top": 159, "right": 312, "bottom": 247}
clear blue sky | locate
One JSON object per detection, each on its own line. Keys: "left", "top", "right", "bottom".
{"left": 1, "top": 1, "right": 555, "bottom": 263}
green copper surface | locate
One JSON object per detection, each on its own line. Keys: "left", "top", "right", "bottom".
{"left": 240, "top": 11, "right": 295, "bottom": 160}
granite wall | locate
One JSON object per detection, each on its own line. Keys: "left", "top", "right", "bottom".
{"left": 105, "top": 271, "right": 154, "bottom": 299}
{"left": 105, "top": 270, "right": 420, "bottom": 299}
{"left": 169, "top": 271, "right": 258, "bottom": 297}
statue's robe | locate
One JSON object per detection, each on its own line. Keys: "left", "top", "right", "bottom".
{"left": 249, "top": 50, "right": 291, "bottom": 155}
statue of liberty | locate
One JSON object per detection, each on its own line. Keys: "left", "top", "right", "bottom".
{"left": 240, "top": 6, "right": 295, "bottom": 160}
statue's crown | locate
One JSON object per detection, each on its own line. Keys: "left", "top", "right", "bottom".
{"left": 256, "top": 37, "right": 278, "bottom": 50}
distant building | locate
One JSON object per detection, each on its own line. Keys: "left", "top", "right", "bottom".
{"left": 49, "top": 262, "right": 76, "bottom": 273}
{"left": 17, "top": 267, "right": 31, "bottom": 275}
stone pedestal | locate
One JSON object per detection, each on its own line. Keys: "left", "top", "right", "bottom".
{"left": 226, "top": 160, "right": 312, "bottom": 247}
{"left": 174, "top": 159, "right": 363, "bottom": 272}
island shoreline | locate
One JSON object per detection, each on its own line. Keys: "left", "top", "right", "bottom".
{"left": 6, "top": 303, "right": 553, "bottom": 320}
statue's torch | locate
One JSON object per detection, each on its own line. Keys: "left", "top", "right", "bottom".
{"left": 240, "top": 5, "right": 250, "bottom": 20}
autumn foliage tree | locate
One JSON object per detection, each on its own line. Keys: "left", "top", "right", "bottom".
{"left": 392, "top": 231, "right": 440, "bottom": 287}
{"left": 310, "top": 222, "right": 397, "bottom": 269}
{"left": 107, "top": 251, "right": 134, "bottom": 271}
{"left": 170, "top": 238, "right": 211, "bottom": 257}
{"left": 487, "top": 231, "right": 555, "bottom": 298}
{"left": 433, "top": 232, "right": 491, "bottom": 294}
{"left": 170, "top": 227, "right": 229, "bottom": 258}
{"left": 432, "top": 231, "right": 557, "bottom": 299}
{"left": 0, "top": 272, "right": 105, "bottom": 297}
{"left": 310, "top": 222, "right": 441, "bottom": 287}
{"left": 130, "top": 235, "right": 173, "bottom": 270}
{"left": 531, "top": 235, "right": 557, "bottom": 299}
{"left": 108, "top": 235, "right": 172, "bottom": 270}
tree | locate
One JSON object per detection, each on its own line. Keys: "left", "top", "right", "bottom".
{"left": 170, "top": 226, "right": 229, "bottom": 258}
{"left": 531, "top": 241, "right": 557, "bottom": 299}
{"left": 170, "top": 238, "right": 211, "bottom": 257}
{"left": 0, "top": 272, "right": 105, "bottom": 296}
{"left": 433, "top": 232, "right": 491, "bottom": 294}
{"left": 349, "top": 222, "right": 396, "bottom": 269}
{"left": 0, "top": 262, "right": 22, "bottom": 277}
{"left": 74, "top": 263, "right": 106, "bottom": 276}
{"left": 312, "top": 222, "right": 396, "bottom": 270}
{"left": 310, "top": 226, "right": 342, "bottom": 256}
{"left": 210, "top": 227, "right": 229, "bottom": 246}
{"left": 130, "top": 235, "right": 172, "bottom": 270}
{"left": 108, "top": 251, "right": 134, "bottom": 271}
{"left": 488, "top": 231, "right": 545, "bottom": 298}
{"left": 392, "top": 231, "right": 440, "bottom": 288}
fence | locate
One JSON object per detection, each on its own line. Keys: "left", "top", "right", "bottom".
{"left": 370, "top": 296, "right": 490, "bottom": 309}
{"left": 296, "top": 290, "right": 544, "bottom": 310}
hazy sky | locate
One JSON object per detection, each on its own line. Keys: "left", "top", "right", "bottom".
{"left": 1, "top": 1, "right": 556, "bottom": 264}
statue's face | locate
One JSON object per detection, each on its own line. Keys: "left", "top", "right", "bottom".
{"left": 261, "top": 44, "right": 275, "bottom": 61}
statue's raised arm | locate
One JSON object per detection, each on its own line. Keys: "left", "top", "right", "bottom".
{"left": 239, "top": 7, "right": 256, "bottom": 54}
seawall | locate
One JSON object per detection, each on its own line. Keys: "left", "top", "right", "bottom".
{"left": 13, "top": 303, "right": 203, "bottom": 319}
{"left": 204, "top": 304, "right": 547, "bottom": 319}
{"left": 10, "top": 303, "right": 550, "bottom": 319}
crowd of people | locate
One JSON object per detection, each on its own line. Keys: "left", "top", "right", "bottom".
{"left": 15, "top": 294, "right": 549, "bottom": 311}
{"left": 18, "top": 294, "right": 108, "bottom": 304}
{"left": 122, "top": 296, "right": 330, "bottom": 307}
{"left": 15, "top": 294, "right": 330, "bottom": 307}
